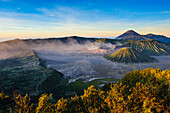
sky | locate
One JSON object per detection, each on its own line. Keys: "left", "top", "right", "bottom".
{"left": 0, "top": 0, "right": 170, "bottom": 40}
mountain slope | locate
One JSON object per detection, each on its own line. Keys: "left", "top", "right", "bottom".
{"left": 124, "top": 40, "right": 170, "bottom": 55}
{"left": 0, "top": 50, "right": 64, "bottom": 96}
{"left": 1, "top": 37, "right": 169, "bottom": 60}
{"left": 0, "top": 39, "right": 31, "bottom": 60}
{"left": 116, "top": 30, "right": 170, "bottom": 43}
{"left": 105, "top": 48, "right": 156, "bottom": 63}
{"left": 23, "top": 36, "right": 97, "bottom": 45}
{"left": 116, "top": 30, "right": 142, "bottom": 39}
{"left": 145, "top": 34, "right": 170, "bottom": 43}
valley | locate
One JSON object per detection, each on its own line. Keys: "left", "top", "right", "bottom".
{"left": 0, "top": 33, "right": 170, "bottom": 100}
{"left": 1, "top": 0, "right": 170, "bottom": 111}
{"left": 38, "top": 52, "right": 170, "bottom": 83}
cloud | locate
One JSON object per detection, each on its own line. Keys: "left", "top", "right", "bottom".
{"left": 131, "top": 11, "right": 170, "bottom": 15}
{"left": 159, "top": 11, "right": 170, "bottom": 14}
{"left": 36, "top": 6, "right": 133, "bottom": 31}
{"left": 0, "top": 0, "right": 13, "bottom": 1}
{"left": 0, "top": 6, "right": 170, "bottom": 38}
{"left": 0, "top": 11, "right": 54, "bottom": 30}
{"left": 36, "top": 6, "right": 106, "bottom": 23}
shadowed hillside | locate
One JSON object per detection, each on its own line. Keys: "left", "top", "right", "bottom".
{"left": 0, "top": 50, "right": 64, "bottom": 96}
{"left": 116, "top": 30, "right": 170, "bottom": 43}
{"left": 116, "top": 30, "right": 142, "bottom": 39}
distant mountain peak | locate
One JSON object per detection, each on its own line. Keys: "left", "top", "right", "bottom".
{"left": 146, "top": 33, "right": 164, "bottom": 37}
{"left": 116, "top": 30, "right": 170, "bottom": 43}
{"left": 146, "top": 33, "right": 154, "bottom": 36}
{"left": 116, "top": 30, "right": 140, "bottom": 39}
{"left": 125, "top": 30, "right": 139, "bottom": 34}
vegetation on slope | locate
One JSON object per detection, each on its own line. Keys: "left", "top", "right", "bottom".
{"left": 105, "top": 48, "right": 156, "bottom": 63}
{"left": 124, "top": 39, "right": 170, "bottom": 55}
{"left": 0, "top": 68, "right": 169, "bottom": 112}
{"left": 121, "top": 68, "right": 170, "bottom": 103}
{"left": 51, "top": 77, "right": 120, "bottom": 99}
{"left": 0, "top": 51, "right": 64, "bottom": 97}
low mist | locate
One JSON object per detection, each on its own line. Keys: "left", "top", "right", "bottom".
{"left": 0, "top": 38, "right": 117, "bottom": 59}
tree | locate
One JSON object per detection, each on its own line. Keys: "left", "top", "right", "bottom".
{"left": 81, "top": 85, "right": 108, "bottom": 113}
{"left": 105, "top": 83, "right": 128, "bottom": 113}
{"left": 127, "top": 82, "right": 165, "bottom": 112}
{"left": 55, "top": 98, "right": 68, "bottom": 113}
{"left": 0, "top": 92, "right": 9, "bottom": 100}
{"left": 68, "top": 95, "right": 83, "bottom": 112}
{"left": 13, "top": 94, "right": 34, "bottom": 113}
{"left": 36, "top": 93, "right": 55, "bottom": 113}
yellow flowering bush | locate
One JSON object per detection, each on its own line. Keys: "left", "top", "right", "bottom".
{"left": 7, "top": 68, "right": 170, "bottom": 113}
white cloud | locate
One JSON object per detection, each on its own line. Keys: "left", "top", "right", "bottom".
{"left": 132, "top": 11, "right": 170, "bottom": 15}
{"left": 159, "top": 11, "right": 170, "bottom": 14}
{"left": 0, "top": 6, "right": 170, "bottom": 38}
{"left": 0, "top": 0, "right": 13, "bottom": 1}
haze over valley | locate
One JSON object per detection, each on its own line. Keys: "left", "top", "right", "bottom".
{"left": 1, "top": 0, "right": 170, "bottom": 112}
{"left": 1, "top": 19, "right": 170, "bottom": 113}
{"left": 0, "top": 31, "right": 170, "bottom": 86}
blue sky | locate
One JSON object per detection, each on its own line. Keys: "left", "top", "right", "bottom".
{"left": 0, "top": 0, "right": 170, "bottom": 39}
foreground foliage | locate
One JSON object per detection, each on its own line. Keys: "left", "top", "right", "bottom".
{"left": 1, "top": 68, "right": 169, "bottom": 113}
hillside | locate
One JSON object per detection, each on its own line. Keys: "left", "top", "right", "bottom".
{"left": 0, "top": 50, "right": 64, "bottom": 96}
{"left": 116, "top": 30, "right": 144, "bottom": 39}
{"left": 145, "top": 33, "right": 170, "bottom": 43}
{"left": 1, "top": 37, "right": 169, "bottom": 59}
{"left": 124, "top": 39, "right": 170, "bottom": 55}
{"left": 23, "top": 36, "right": 97, "bottom": 45}
{"left": 105, "top": 48, "right": 156, "bottom": 63}
{"left": 116, "top": 30, "right": 170, "bottom": 43}
{"left": 0, "top": 39, "right": 31, "bottom": 60}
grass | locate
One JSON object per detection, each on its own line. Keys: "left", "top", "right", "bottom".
{"left": 52, "top": 77, "right": 120, "bottom": 99}
{"left": 65, "top": 79, "right": 103, "bottom": 94}
{"left": 98, "top": 77, "right": 120, "bottom": 82}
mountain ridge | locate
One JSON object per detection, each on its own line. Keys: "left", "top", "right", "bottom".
{"left": 116, "top": 30, "right": 170, "bottom": 43}
{"left": 124, "top": 39, "right": 170, "bottom": 56}
{"left": 0, "top": 36, "right": 169, "bottom": 60}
